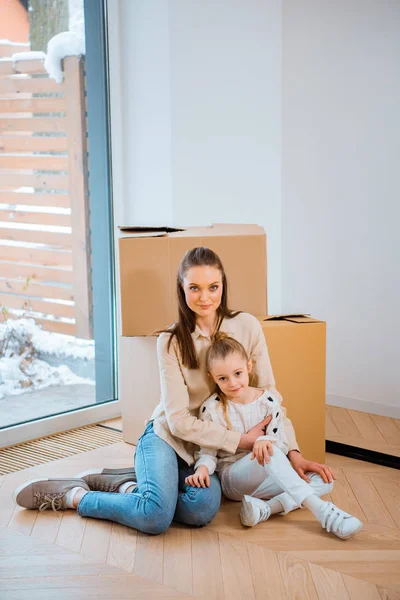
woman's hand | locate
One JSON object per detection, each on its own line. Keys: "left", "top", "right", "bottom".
{"left": 288, "top": 450, "right": 336, "bottom": 484}
{"left": 239, "top": 415, "right": 273, "bottom": 451}
{"left": 185, "top": 465, "right": 210, "bottom": 488}
{"left": 251, "top": 439, "right": 275, "bottom": 466}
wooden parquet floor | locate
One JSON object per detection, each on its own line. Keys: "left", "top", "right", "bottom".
{"left": 0, "top": 423, "right": 399, "bottom": 599}
{"left": 326, "top": 406, "right": 400, "bottom": 457}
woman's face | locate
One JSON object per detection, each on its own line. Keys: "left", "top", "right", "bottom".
{"left": 182, "top": 265, "right": 223, "bottom": 318}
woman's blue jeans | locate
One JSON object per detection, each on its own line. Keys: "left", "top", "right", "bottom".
{"left": 77, "top": 422, "right": 221, "bottom": 535}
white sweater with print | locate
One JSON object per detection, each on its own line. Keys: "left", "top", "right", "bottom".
{"left": 194, "top": 389, "right": 289, "bottom": 475}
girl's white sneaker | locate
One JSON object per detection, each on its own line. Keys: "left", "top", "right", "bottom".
{"left": 240, "top": 495, "right": 271, "bottom": 527}
{"left": 319, "top": 502, "right": 363, "bottom": 539}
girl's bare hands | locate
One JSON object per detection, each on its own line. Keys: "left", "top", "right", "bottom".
{"left": 185, "top": 465, "right": 210, "bottom": 488}
{"left": 239, "top": 415, "right": 273, "bottom": 450}
{"left": 251, "top": 439, "right": 275, "bottom": 465}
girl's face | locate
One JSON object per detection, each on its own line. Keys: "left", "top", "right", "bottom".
{"left": 182, "top": 265, "right": 223, "bottom": 319}
{"left": 208, "top": 352, "right": 252, "bottom": 400}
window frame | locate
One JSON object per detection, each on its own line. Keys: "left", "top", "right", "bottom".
{"left": 1, "top": 0, "right": 120, "bottom": 448}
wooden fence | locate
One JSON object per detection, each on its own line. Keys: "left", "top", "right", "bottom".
{"left": 0, "top": 42, "right": 30, "bottom": 59}
{"left": 0, "top": 54, "right": 93, "bottom": 338}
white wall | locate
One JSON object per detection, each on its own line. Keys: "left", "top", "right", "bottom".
{"left": 115, "top": 0, "right": 173, "bottom": 227}
{"left": 110, "top": 0, "right": 283, "bottom": 313}
{"left": 282, "top": 0, "right": 400, "bottom": 416}
{"left": 108, "top": 0, "right": 400, "bottom": 417}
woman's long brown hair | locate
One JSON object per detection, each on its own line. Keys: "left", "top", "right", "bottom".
{"left": 164, "top": 247, "right": 239, "bottom": 369}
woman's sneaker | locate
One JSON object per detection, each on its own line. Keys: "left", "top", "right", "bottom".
{"left": 240, "top": 495, "right": 271, "bottom": 527}
{"left": 13, "top": 478, "right": 89, "bottom": 511}
{"left": 76, "top": 467, "right": 137, "bottom": 492}
{"left": 319, "top": 502, "right": 363, "bottom": 539}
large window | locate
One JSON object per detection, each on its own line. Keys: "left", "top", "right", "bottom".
{"left": 0, "top": 0, "right": 117, "bottom": 445}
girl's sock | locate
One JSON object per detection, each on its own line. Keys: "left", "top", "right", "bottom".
{"left": 64, "top": 486, "right": 88, "bottom": 509}
{"left": 266, "top": 497, "right": 285, "bottom": 515}
{"left": 302, "top": 493, "right": 326, "bottom": 518}
{"left": 118, "top": 481, "right": 136, "bottom": 494}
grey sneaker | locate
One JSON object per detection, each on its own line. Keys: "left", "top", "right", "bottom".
{"left": 76, "top": 467, "right": 137, "bottom": 492}
{"left": 13, "top": 478, "right": 89, "bottom": 511}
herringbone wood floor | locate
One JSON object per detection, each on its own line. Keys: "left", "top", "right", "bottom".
{"left": 326, "top": 406, "right": 400, "bottom": 457}
{"left": 0, "top": 418, "right": 399, "bottom": 599}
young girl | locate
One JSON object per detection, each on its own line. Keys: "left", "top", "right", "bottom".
{"left": 186, "top": 333, "right": 363, "bottom": 540}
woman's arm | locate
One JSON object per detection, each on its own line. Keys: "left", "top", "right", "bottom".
{"left": 193, "top": 403, "right": 221, "bottom": 475}
{"left": 157, "top": 334, "right": 241, "bottom": 454}
{"left": 249, "top": 317, "right": 301, "bottom": 453}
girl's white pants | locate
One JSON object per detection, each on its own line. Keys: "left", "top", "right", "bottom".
{"left": 220, "top": 447, "right": 334, "bottom": 515}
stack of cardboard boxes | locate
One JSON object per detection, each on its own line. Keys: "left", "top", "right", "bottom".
{"left": 118, "top": 224, "right": 326, "bottom": 462}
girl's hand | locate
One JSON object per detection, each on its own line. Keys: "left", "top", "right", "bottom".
{"left": 288, "top": 451, "right": 336, "bottom": 484}
{"left": 185, "top": 465, "right": 210, "bottom": 488}
{"left": 251, "top": 439, "right": 275, "bottom": 466}
{"left": 239, "top": 415, "right": 273, "bottom": 450}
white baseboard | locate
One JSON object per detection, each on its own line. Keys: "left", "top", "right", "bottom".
{"left": 326, "top": 394, "right": 400, "bottom": 419}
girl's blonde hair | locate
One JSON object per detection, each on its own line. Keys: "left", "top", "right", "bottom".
{"left": 205, "top": 332, "right": 249, "bottom": 430}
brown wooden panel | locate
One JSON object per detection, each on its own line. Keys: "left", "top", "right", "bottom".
{"left": 0, "top": 93, "right": 32, "bottom": 103}
{"left": 0, "top": 77, "right": 63, "bottom": 95}
{"left": 0, "top": 293, "right": 75, "bottom": 318}
{"left": 4, "top": 312, "right": 75, "bottom": 335}
{"left": 0, "top": 172, "right": 68, "bottom": 190}
{"left": 0, "top": 136, "right": 68, "bottom": 153}
{"left": 0, "top": 45, "right": 29, "bottom": 58}
{"left": 0, "top": 118, "right": 66, "bottom": 133}
{"left": 0, "top": 98, "right": 66, "bottom": 113}
{"left": 0, "top": 209, "right": 70, "bottom": 228}
{"left": 0, "top": 245, "right": 72, "bottom": 266}
{"left": 0, "top": 155, "right": 68, "bottom": 171}
{"left": 0, "top": 262, "right": 73, "bottom": 284}
{"left": 0, "top": 278, "right": 73, "bottom": 301}
{"left": 0, "top": 227, "right": 71, "bottom": 247}
{"left": 64, "top": 57, "right": 92, "bottom": 340}
{"left": 0, "top": 59, "right": 46, "bottom": 75}
{"left": 0, "top": 192, "right": 70, "bottom": 208}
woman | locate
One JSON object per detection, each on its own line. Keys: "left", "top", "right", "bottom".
{"left": 14, "top": 247, "right": 335, "bottom": 535}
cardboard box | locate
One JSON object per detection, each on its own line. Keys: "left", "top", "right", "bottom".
{"left": 118, "top": 224, "right": 267, "bottom": 336}
{"left": 258, "top": 315, "right": 326, "bottom": 463}
{"left": 120, "top": 336, "right": 159, "bottom": 445}
{"left": 121, "top": 314, "right": 326, "bottom": 462}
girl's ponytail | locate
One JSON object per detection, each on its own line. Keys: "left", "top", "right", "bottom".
{"left": 206, "top": 333, "right": 248, "bottom": 371}
{"left": 211, "top": 331, "right": 230, "bottom": 344}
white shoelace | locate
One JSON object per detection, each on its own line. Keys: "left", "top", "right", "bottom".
{"left": 35, "top": 493, "right": 65, "bottom": 512}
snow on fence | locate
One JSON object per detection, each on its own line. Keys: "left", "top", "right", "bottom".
{"left": 0, "top": 54, "right": 92, "bottom": 339}
{"left": 0, "top": 41, "right": 30, "bottom": 59}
